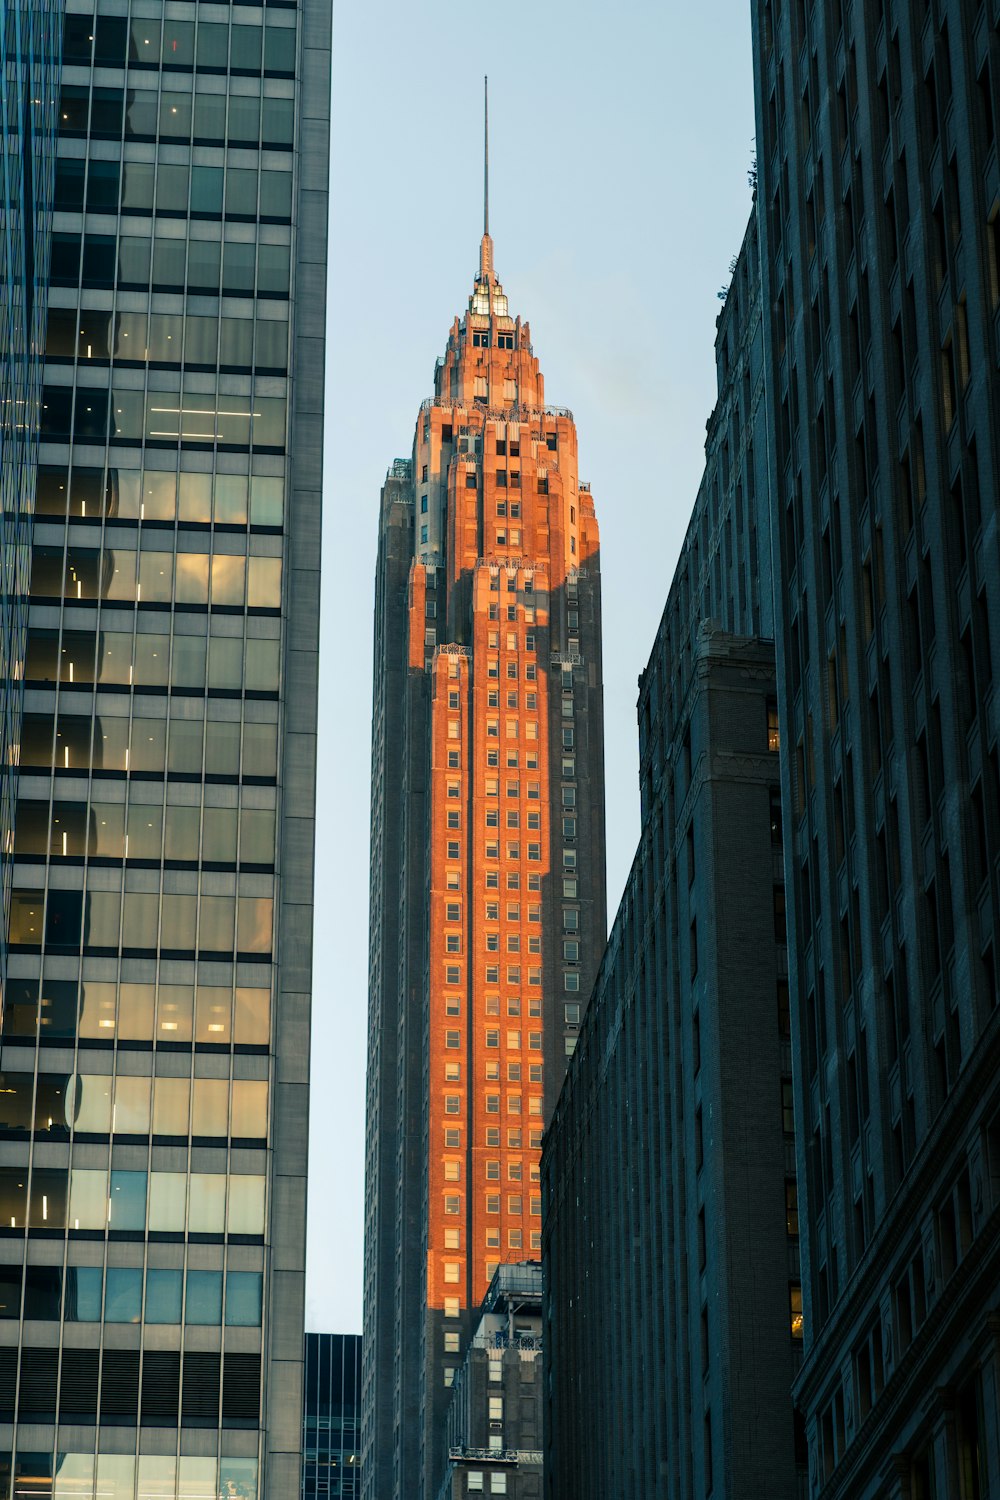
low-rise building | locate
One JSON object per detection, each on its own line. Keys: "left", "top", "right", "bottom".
{"left": 436, "top": 1263, "right": 543, "bottom": 1500}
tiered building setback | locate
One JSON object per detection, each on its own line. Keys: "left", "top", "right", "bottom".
{"left": 363, "top": 183, "right": 606, "bottom": 1499}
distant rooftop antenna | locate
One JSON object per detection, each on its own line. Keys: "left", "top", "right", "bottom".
{"left": 479, "top": 75, "right": 494, "bottom": 282}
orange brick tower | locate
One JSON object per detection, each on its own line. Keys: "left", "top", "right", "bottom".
{"left": 363, "top": 84, "right": 607, "bottom": 1500}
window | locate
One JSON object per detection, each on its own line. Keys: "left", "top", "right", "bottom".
{"left": 444, "top": 1196, "right": 460, "bottom": 1215}
{"left": 782, "top": 1079, "right": 795, "bottom": 1134}
{"left": 443, "top": 1264, "right": 459, "bottom": 1284}
{"left": 786, "top": 1180, "right": 799, "bottom": 1236}
{"left": 790, "top": 1284, "right": 804, "bottom": 1339}
{"left": 446, "top": 903, "right": 460, "bottom": 921}
{"left": 445, "top": 935, "right": 460, "bottom": 953}
{"left": 768, "top": 701, "right": 780, "bottom": 752}
{"left": 486, "top": 1161, "right": 500, "bottom": 1180}
{"left": 445, "top": 1128, "right": 460, "bottom": 1147}
{"left": 445, "top": 1030, "right": 460, "bottom": 1049}
{"left": 445, "top": 1096, "right": 460, "bottom": 1115}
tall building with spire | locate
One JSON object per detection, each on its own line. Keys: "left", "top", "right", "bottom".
{"left": 363, "top": 87, "right": 607, "bottom": 1500}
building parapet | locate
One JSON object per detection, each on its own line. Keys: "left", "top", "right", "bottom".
{"left": 420, "top": 397, "right": 573, "bottom": 422}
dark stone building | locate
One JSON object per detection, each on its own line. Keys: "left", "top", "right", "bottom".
{"left": 542, "top": 213, "right": 804, "bottom": 1499}
{"left": 303, "top": 1333, "right": 362, "bottom": 1500}
{"left": 436, "top": 1262, "right": 543, "bottom": 1500}
{"left": 751, "top": 0, "right": 1000, "bottom": 1494}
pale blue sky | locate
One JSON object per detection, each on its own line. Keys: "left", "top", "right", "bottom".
{"left": 307, "top": 0, "right": 757, "bottom": 1332}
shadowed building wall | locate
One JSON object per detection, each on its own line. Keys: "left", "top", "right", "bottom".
{"left": 542, "top": 209, "right": 803, "bottom": 1500}
{"left": 751, "top": 0, "right": 1000, "bottom": 1494}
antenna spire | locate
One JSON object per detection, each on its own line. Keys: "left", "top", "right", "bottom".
{"left": 479, "top": 76, "right": 494, "bottom": 283}
{"left": 484, "top": 74, "right": 490, "bottom": 239}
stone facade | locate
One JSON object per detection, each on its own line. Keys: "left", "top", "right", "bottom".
{"left": 363, "top": 229, "right": 606, "bottom": 1500}
{"left": 542, "top": 210, "right": 804, "bottom": 1500}
{"left": 751, "top": 0, "right": 1000, "bottom": 1493}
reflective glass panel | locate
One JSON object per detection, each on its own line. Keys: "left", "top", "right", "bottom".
{"left": 148, "top": 1171, "right": 186, "bottom": 1232}
{"left": 105, "top": 1266, "right": 142, "bottom": 1322}
{"left": 64, "top": 1267, "right": 102, "bottom": 1320}
{"left": 145, "top": 1268, "right": 182, "bottom": 1323}
{"left": 224, "top": 1271, "right": 262, "bottom": 1327}
{"left": 109, "top": 1169, "right": 147, "bottom": 1229}
{"left": 184, "top": 1269, "right": 222, "bottom": 1324}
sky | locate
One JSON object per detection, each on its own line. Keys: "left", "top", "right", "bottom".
{"left": 307, "top": 0, "right": 758, "bottom": 1332}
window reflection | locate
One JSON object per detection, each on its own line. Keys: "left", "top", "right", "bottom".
{"left": 148, "top": 1171, "right": 185, "bottom": 1231}
{"left": 152, "top": 1077, "right": 190, "bottom": 1137}
{"left": 192, "top": 1078, "right": 227, "bottom": 1137}
{"left": 234, "top": 985, "right": 270, "bottom": 1046}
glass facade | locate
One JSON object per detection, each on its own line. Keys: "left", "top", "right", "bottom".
{"left": 302, "top": 1334, "right": 361, "bottom": 1500}
{"left": 0, "top": 0, "right": 62, "bottom": 974}
{"left": 0, "top": 0, "right": 328, "bottom": 1484}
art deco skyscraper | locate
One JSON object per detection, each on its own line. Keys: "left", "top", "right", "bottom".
{"left": 0, "top": 0, "right": 329, "bottom": 1488}
{"left": 752, "top": 1, "right": 1000, "bottom": 1494}
{"left": 363, "top": 112, "right": 607, "bottom": 1500}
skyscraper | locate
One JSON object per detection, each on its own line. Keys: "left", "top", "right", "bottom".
{"left": 0, "top": 0, "right": 329, "bottom": 1487}
{"left": 363, "top": 99, "right": 607, "bottom": 1500}
{"left": 752, "top": 0, "right": 1000, "bottom": 1493}
{"left": 0, "top": 0, "right": 61, "bottom": 981}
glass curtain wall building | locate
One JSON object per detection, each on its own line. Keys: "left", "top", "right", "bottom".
{"left": 0, "top": 0, "right": 62, "bottom": 986}
{"left": 0, "top": 0, "right": 329, "bottom": 1488}
{"left": 302, "top": 1334, "right": 360, "bottom": 1500}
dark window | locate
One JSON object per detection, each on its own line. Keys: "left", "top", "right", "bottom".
{"left": 49, "top": 232, "right": 81, "bottom": 283}
{"left": 54, "top": 159, "right": 85, "bottom": 211}
{"left": 94, "top": 15, "right": 127, "bottom": 64}
{"left": 82, "top": 234, "right": 116, "bottom": 286}
{"left": 62, "top": 14, "right": 93, "bottom": 62}
{"left": 86, "top": 160, "right": 119, "bottom": 211}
